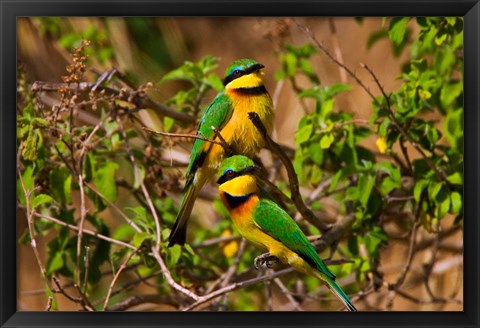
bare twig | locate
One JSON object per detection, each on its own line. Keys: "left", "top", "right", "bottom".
{"left": 31, "top": 211, "right": 136, "bottom": 250}
{"left": 151, "top": 245, "right": 200, "bottom": 301}
{"left": 32, "top": 81, "right": 196, "bottom": 124}
{"left": 108, "top": 294, "right": 179, "bottom": 311}
{"left": 76, "top": 173, "right": 88, "bottom": 288}
{"left": 85, "top": 182, "right": 142, "bottom": 233}
{"left": 17, "top": 144, "right": 52, "bottom": 291}
{"left": 117, "top": 116, "right": 162, "bottom": 245}
{"left": 52, "top": 276, "right": 82, "bottom": 304}
{"left": 45, "top": 296, "right": 54, "bottom": 311}
{"left": 211, "top": 126, "right": 234, "bottom": 156}
{"left": 142, "top": 126, "right": 225, "bottom": 147}
{"left": 104, "top": 248, "right": 139, "bottom": 310}
{"left": 82, "top": 246, "right": 90, "bottom": 293}
{"left": 294, "top": 20, "right": 376, "bottom": 100}
{"left": 274, "top": 278, "right": 303, "bottom": 311}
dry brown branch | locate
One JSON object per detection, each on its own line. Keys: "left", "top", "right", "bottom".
{"left": 151, "top": 245, "right": 200, "bottom": 302}
{"left": 142, "top": 126, "right": 224, "bottom": 147}
{"left": 274, "top": 278, "right": 303, "bottom": 311}
{"left": 117, "top": 116, "right": 162, "bottom": 245}
{"left": 103, "top": 248, "right": 139, "bottom": 310}
{"left": 248, "top": 112, "right": 330, "bottom": 232}
{"left": 31, "top": 211, "right": 137, "bottom": 250}
{"left": 31, "top": 81, "right": 196, "bottom": 124}
{"left": 17, "top": 144, "right": 52, "bottom": 291}
{"left": 45, "top": 296, "right": 53, "bottom": 311}
{"left": 108, "top": 294, "right": 180, "bottom": 311}
{"left": 294, "top": 20, "right": 376, "bottom": 100}
{"left": 84, "top": 182, "right": 142, "bottom": 233}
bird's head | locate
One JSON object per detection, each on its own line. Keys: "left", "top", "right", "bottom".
{"left": 223, "top": 59, "right": 265, "bottom": 90}
{"left": 216, "top": 155, "right": 260, "bottom": 196}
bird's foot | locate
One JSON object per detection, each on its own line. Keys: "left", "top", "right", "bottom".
{"left": 254, "top": 253, "right": 279, "bottom": 270}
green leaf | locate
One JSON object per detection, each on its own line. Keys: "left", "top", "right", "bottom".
{"left": 437, "top": 196, "right": 450, "bottom": 219}
{"left": 22, "top": 130, "right": 41, "bottom": 161}
{"left": 17, "top": 166, "right": 35, "bottom": 206}
{"left": 166, "top": 244, "right": 182, "bottom": 267}
{"left": 388, "top": 17, "right": 410, "bottom": 45}
{"left": 413, "top": 179, "right": 429, "bottom": 202}
{"left": 295, "top": 124, "right": 313, "bottom": 145}
{"left": 49, "top": 167, "right": 72, "bottom": 204}
{"left": 206, "top": 73, "right": 224, "bottom": 91}
{"left": 132, "top": 232, "right": 150, "bottom": 248}
{"left": 347, "top": 236, "right": 359, "bottom": 256}
{"left": 434, "top": 33, "right": 447, "bottom": 46}
{"left": 93, "top": 161, "right": 119, "bottom": 202}
{"left": 446, "top": 172, "right": 463, "bottom": 185}
{"left": 32, "top": 194, "right": 54, "bottom": 209}
{"left": 358, "top": 175, "right": 375, "bottom": 207}
{"left": 440, "top": 83, "right": 462, "bottom": 108}
{"left": 367, "top": 29, "right": 389, "bottom": 49}
{"left": 133, "top": 163, "right": 146, "bottom": 190}
{"left": 319, "top": 133, "right": 334, "bottom": 149}
{"left": 163, "top": 117, "right": 175, "bottom": 132}
{"left": 427, "top": 181, "right": 443, "bottom": 201}
{"left": 46, "top": 252, "right": 64, "bottom": 275}
{"left": 450, "top": 191, "right": 462, "bottom": 214}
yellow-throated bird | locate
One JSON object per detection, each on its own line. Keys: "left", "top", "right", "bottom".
{"left": 216, "top": 155, "right": 357, "bottom": 311}
{"left": 168, "top": 59, "right": 274, "bottom": 247}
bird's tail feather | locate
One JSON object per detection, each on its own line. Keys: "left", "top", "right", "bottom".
{"left": 319, "top": 272, "right": 357, "bottom": 312}
{"left": 168, "top": 181, "right": 199, "bottom": 247}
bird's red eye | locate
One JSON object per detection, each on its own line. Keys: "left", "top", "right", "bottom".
{"left": 233, "top": 70, "right": 241, "bottom": 77}
{"left": 227, "top": 170, "right": 235, "bottom": 178}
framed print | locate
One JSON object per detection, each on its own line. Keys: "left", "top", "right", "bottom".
{"left": 2, "top": 0, "right": 479, "bottom": 327}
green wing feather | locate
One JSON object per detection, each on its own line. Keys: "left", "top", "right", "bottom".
{"left": 186, "top": 92, "right": 234, "bottom": 179}
{"left": 252, "top": 199, "right": 335, "bottom": 280}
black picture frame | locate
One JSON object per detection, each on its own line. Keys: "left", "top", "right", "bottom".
{"left": 2, "top": 1, "right": 479, "bottom": 327}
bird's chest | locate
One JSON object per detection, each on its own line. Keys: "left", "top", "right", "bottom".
{"left": 221, "top": 92, "right": 273, "bottom": 156}
{"left": 221, "top": 193, "right": 258, "bottom": 233}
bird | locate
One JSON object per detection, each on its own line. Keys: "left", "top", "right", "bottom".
{"left": 168, "top": 59, "right": 274, "bottom": 247}
{"left": 215, "top": 155, "right": 357, "bottom": 311}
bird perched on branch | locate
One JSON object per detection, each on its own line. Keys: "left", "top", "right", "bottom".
{"left": 216, "top": 155, "right": 357, "bottom": 312}
{"left": 168, "top": 59, "right": 274, "bottom": 247}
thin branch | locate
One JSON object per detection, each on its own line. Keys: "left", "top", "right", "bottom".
{"left": 211, "top": 125, "right": 234, "bottom": 156}
{"left": 17, "top": 144, "right": 52, "bottom": 292}
{"left": 85, "top": 182, "right": 142, "bottom": 233}
{"left": 52, "top": 276, "right": 83, "bottom": 305}
{"left": 108, "top": 294, "right": 179, "bottom": 311}
{"left": 151, "top": 245, "right": 200, "bottom": 301}
{"left": 192, "top": 235, "right": 241, "bottom": 249}
{"left": 76, "top": 173, "right": 87, "bottom": 288}
{"left": 248, "top": 112, "right": 330, "bottom": 232}
{"left": 45, "top": 296, "right": 54, "bottom": 311}
{"left": 142, "top": 126, "right": 225, "bottom": 147}
{"left": 274, "top": 278, "right": 304, "bottom": 311}
{"left": 104, "top": 248, "right": 139, "bottom": 310}
{"left": 117, "top": 116, "right": 162, "bottom": 245}
{"left": 32, "top": 81, "right": 196, "bottom": 124}
{"left": 294, "top": 20, "right": 376, "bottom": 100}
{"left": 31, "top": 211, "right": 137, "bottom": 250}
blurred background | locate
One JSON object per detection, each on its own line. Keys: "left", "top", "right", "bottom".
{"left": 17, "top": 17, "right": 463, "bottom": 311}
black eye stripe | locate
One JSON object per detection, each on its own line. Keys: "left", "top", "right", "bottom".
{"left": 222, "top": 63, "right": 265, "bottom": 86}
{"left": 216, "top": 166, "right": 258, "bottom": 185}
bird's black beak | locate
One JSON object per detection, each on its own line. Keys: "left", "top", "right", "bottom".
{"left": 248, "top": 63, "right": 265, "bottom": 74}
